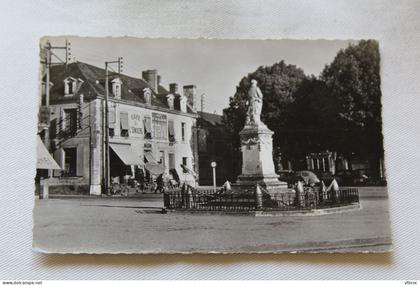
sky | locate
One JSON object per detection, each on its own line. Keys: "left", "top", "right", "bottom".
{"left": 44, "top": 37, "right": 356, "bottom": 114}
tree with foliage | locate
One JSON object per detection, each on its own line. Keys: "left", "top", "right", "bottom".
{"left": 320, "top": 39, "right": 383, "bottom": 175}
{"left": 284, "top": 76, "right": 330, "bottom": 157}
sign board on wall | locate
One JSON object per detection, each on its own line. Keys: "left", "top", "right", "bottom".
{"left": 129, "top": 112, "right": 143, "bottom": 137}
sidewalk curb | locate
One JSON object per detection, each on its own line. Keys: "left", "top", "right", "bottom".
{"left": 165, "top": 203, "right": 361, "bottom": 216}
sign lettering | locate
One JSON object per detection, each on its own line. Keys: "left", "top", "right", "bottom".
{"left": 131, "top": 127, "right": 143, "bottom": 134}
{"left": 131, "top": 114, "right": 141, "bottom": 121}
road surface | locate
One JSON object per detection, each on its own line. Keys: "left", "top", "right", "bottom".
{"left": 33, "top": 187, "right": 391, "bottom": 253}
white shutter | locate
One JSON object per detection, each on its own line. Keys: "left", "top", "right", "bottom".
{"left": 59, "top": 107, "right": 65, "bottom": 132}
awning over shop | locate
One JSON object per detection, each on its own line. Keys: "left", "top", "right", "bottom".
{"left": 144, "top": 151, "right": 157, "bottom": 164}
{"left": 110, "top": 143, "right": 143, "bottom": 166}
{"left": 36, "top": 136, "right": 61, "bottom": 170}
{"left": 143, "top": 151, "right": 165, "bottom": 175}
{"left": 180, "top": 164, "right": 197, "bottom": 177}
{"left": 145, "top": 162, "right": 165, "bottom": 176}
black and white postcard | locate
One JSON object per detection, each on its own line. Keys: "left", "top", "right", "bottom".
{"left": 34, "top": 37, "right": 391, "bottom": 253}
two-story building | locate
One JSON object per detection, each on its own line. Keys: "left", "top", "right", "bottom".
{"left": 40, "top": 61, "right": 199, "bottom": 195}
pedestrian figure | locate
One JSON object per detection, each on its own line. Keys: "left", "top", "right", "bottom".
{"left": 320, "top": 180, "right": 327, "bottom": 201}
{"left": 135, "top": 168, "right": 145, "bottom": 193}
{"left": 155, "top": 174, "right": 164, "bottom": 193}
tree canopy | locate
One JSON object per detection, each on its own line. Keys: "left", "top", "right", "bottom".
{"left": 321, "top": 40, "right": 383, "bottom": 160}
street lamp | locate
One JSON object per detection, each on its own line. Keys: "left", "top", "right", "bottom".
{"left": 211, "top": 161, "right": 217, "bottom": 192}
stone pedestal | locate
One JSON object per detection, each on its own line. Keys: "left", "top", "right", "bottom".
{"left": 232, "top": 122, "right": 288, "bottom": 196}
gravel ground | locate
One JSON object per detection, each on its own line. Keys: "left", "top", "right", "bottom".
{"left": 33, "top": 187, "right": 391, "bottom": 253}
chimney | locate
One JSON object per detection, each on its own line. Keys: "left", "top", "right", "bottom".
{"left": 142, "top": 69, "right": 158, "bottom": 93}
{"left": 169, "top": 83, "right": 178, "bottom": 94}
{"left": 180, "top": 95, "right": 187, "bottom": 113}
{"left": 183, "top": 85, "right": 197, "bottom": 112}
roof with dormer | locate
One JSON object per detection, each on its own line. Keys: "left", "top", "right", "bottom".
{"left": 44, "top": 61, "right": 196, "bottom": 115}
{"left": 198, "top": 111, "right": 223, "bottom": 126}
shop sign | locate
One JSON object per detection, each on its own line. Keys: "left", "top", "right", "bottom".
{"left": 152, "top": 112, "right": 167, "bottom": 122}
{"left": 129, "top": 112, "right": 143, "bottom": 136}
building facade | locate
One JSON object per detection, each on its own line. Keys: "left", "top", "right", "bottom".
{"left": 40, "top": 62, "right": 199, "bottom": 195}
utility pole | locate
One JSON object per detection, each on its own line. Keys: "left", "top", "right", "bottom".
{"left": 40, "top": 41, "right": 52, "bottom": 199}
{"left": 42, "top": 40, "right": 72, "bottom": 150}
{"left": 200, "top": 93, "right": 205, "bottom": 114}
{"left": 103, "top": 57, "right": 123, "bottom": 195}
{"left": 48, "top": 40, "right": 71, "bottom": 67}
{"left": 40, "top": 40, "right": 71, "bottom": 199}
{"left": 117, "top": 57, "right": 123, "bottom": 74}
{"left": 104, "top": 62, "right": 110, "bottom": 195}
{"left": 44, "top": 41, "right": 51, "bottom": 150}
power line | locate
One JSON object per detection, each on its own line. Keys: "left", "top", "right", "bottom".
{"left": 50, "top": 50, "right": 65, "bottom": 64}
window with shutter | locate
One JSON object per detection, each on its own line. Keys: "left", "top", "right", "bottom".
{"left": 63, "top": 148, "right": 77, "bottom": 177}
{"left": 120, "top": 112, "right": 129, "bottom": 137}
{"left": 143, "top": 116, "right": 152, "bottom": 139}
{"left": 181, "top": 122, "right": 186, "bottom": 142}
{"left": 168, "top": 120, "right": 175, "bottom": 142}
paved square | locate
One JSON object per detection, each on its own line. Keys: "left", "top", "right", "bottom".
{"left": 33, "top": 187, "right": 391, "bottom": 253}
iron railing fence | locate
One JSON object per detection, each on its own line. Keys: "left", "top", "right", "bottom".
{"left": 163, "top": 187, "right": 359, "bottom": 212}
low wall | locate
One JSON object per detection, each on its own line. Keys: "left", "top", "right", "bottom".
{"left": 44, "top": 177, "right": 89, "bottom": 195}
{"left": 163, "top": 187, "right": 360, "bottom": 215}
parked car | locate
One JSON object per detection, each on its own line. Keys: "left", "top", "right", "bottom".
{"left": 335, "top": 170, "right": 354, "bottom": 186}
{"left": 277, "top": 170, "right": 303, "bottom": 188}
{"left": 350, "top": 169, "right": 370, "bottom": 185}
{"left": 295, "top": 170, "right": 320, "bottom": 186}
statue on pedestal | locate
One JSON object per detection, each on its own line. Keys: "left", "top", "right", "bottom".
{"left": 246, "top": 79, "right": 263, "bottom": 125}
{"left": 232, "top": 79, "right": 288, "bottom": 196}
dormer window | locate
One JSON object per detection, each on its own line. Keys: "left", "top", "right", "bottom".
{"left": 68, "top": 81, "right": 73, "bottom": 94}
{"left": 63, "top": 77, "right": 83, "bottom": 96}
{"left": 112, "top": 78, "right": 122, "bottom": 99}
{"left": 167, "top": 94, "right": 175, "bottom": 110}
{"left": 143, "top": 87, "right": 152, "bottom": 105}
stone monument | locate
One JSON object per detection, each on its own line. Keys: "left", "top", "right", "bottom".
{"left": 233, "top": 79, "right": 288, "bottom": 196}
